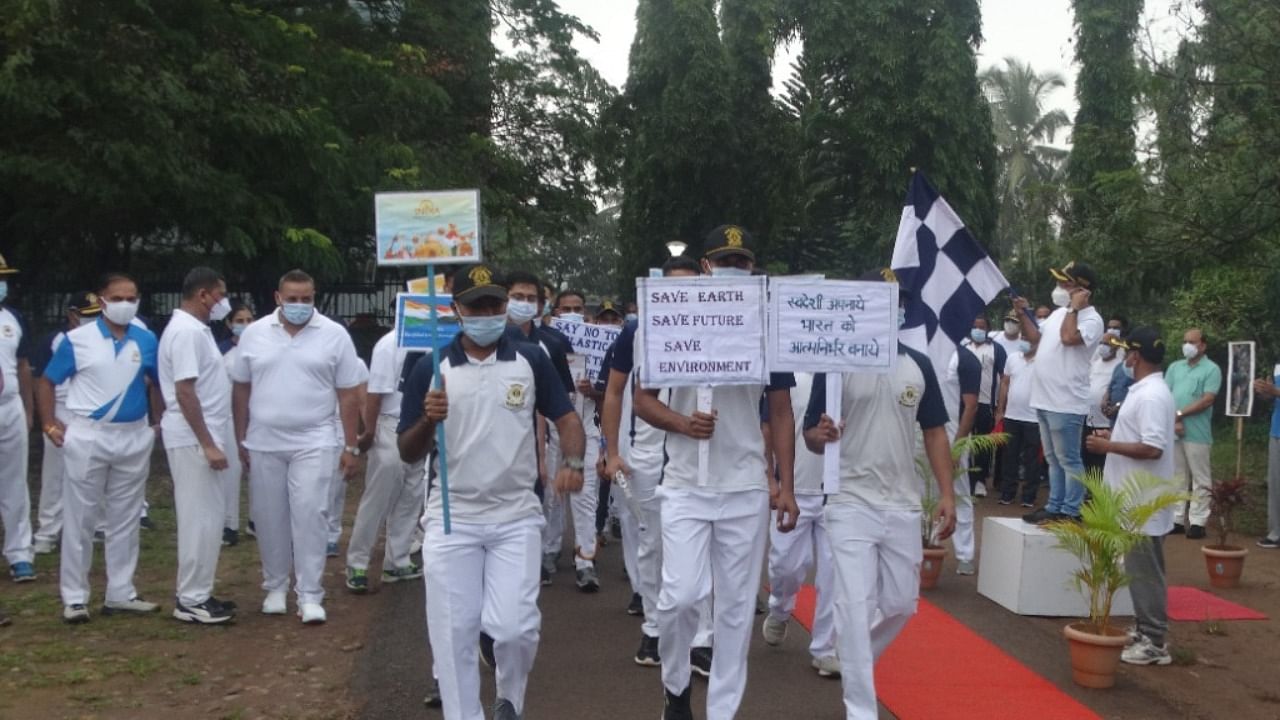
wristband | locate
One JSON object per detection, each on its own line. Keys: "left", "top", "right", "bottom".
{"left": 562, "top": 456, "right": 585, "bottom": 471}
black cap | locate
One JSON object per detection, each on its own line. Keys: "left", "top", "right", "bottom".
{"left": 451, "top": 263, "right": 508, "bottom": 305}
{"left": 0, "top": 253, "right": 17, "bottom": 275}
{"left": 1049, "top": 261, "right": 1099, "bottom": 292}
{"left": 702, "top": 224, "right": 755, "bottom": 262}
{"left": 1110, "top": 326, "right": 1165, "bottom": 364}
{"left": 596, "top": 299, "right": 622, "bottom": 319}
{"left": 69, "top": 291, "right": 102, "bottom": 316}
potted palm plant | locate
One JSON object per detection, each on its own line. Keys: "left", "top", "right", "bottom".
{"left": 916, "top": 432, "right": 1007, "bottom": 590}
{"left": 1043, "top": 470, "right": 1185, "bottom": 689}
{"left": 1202, "top": 476, "right": 1249, "bottom": 588}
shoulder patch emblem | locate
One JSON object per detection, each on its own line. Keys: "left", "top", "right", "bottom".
{"left": 899, "top": 384, "right": 921, "bottom": 407}
{"left": 1, "top": 325, "right": 12, "bottom": 339}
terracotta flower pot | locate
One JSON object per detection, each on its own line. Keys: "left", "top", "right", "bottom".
{"left": 1063, "top": 622, "right": 1128, "bottom": 689}
{"left": 1202, "top": 545, "right": 1248, "bottom": 589}
{"left": 920, "top": 546, "right": 947, "bottom": 590}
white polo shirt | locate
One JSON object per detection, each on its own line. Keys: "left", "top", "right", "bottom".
{"left": 1030, "top": 306, "right": 1104, "bottom": 415}
{"left": 159, "top": 309, "right": 232, "bottom": 449}
{"left": 398, "top": 335, "right": 575, "bottom": 524}
{"left": 805, "top": 347, "right": 949, "bottom": 511}
{"left": 368, "top": 331, "right": 408, "bottom": 417}
{"left": 229, "top": 310, "right": 368, "bottom": 451}
{"left": 1102, "top": 372, "right": 1176, "bottom": 535}
{"left": 790, "top": 372, "right": 824, "bottom": 496}
{"left": 1086, "top": 351, "right": 1124, "bottom": 428}
{"left": 0, "top": 306, "right": 31, "bottom": 404}
{"left": 604, "top": 323, "right": 665, "bottom": 474}
{"left": 1003, "top": 351, "right": 1037, "bottom": 424}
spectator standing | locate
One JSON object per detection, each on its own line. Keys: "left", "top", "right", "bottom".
{"left": 1165, "top": 328, "right": 1221, "bottom": 539}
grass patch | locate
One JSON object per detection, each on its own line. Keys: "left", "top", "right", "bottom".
{"left": 1201, "top": 620, "right": 1229, "bottom": 636}
{"left": 126, "top": 655, "right": 163, "bottom": 679}
{"left": 1171, "top": 646, "right": 1199, "bottom": 666}
{"left": 220, "top": 709, "right": 247, "bottom": 720}
{"left": 180, "top": 672, "right": 202, "bottom": 686}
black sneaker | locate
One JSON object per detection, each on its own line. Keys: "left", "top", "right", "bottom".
{"left": 1186, "top": 524, "right": 1206, "bottom": 540}
{"left": 139, "top": 516, "right": 156, "bottom": 531}
{"left": 1022, "top": 508, "right": 1052, "bottom": 525}
{"left": 627, "top": 592, "right": 644, "bottom": 617}
{"left": 209, "top": 596, "right": 238, "bottom": 613}
{"left": 423, "top": 678, "right": 442, "bottom": 707}
{"left": 690, "top": 646, "right": 712, "bottom": 678}
{"left": 663, "top": 684, "right": 693, "bottom": 720}
{"left": 1257, "top": 537, "right": 1280, "bottom": 549}
{"left": 479, "top": 632, "right": 496, "bottom": 669}
{"left": 635, "top": 635, "right": 660, "bottom": 666}
{"left": 1169, "top": 523, "right": 1186, "bottom": 535}
{"left": 576, "top": 566, "right": 600, "bottom": 593}
{"left": 222, "top": 528, "right": 239, "bottom": 547}
{"left": 173, "top": 597, "right": 235, "bottom": 625}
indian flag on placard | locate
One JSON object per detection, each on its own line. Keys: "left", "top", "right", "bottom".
{"left": 403, "top": 298, "right": 455, "bottom": 326}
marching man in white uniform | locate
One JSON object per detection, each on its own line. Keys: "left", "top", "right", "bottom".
{"left": 0, "top": 254, "right": 37, "bottom": 586}
{"left": 762, "top": 371, "right": 839, "bottom": 677}
{"left": 398, "top": 263, "right": 586, "bottom": 720}
{"left": 231, "top": 269, "right": 367, "bottom": 624}
{"left": 804, "top": 268, "right": 957, "bottom": 720}
{"left": 39, "top": 272, "right": 165, "bottom": 623}
{"left": 634, "top": 225, "right": 800, "bottom": 720}
{"left": 159, "top": 267, "right": 237, "bottom": 624}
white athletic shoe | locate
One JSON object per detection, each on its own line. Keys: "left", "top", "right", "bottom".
{"left": 101, "top": 597, "right": 160, "bottom": 615}
{"left": 955, "top": 560, "right": 976, "bottom": 576}
{"left": 1121, "top": 636, "right": 1171, "bottom": 666}
{"left": 812, "top": 656, "right": 841, "bottom": 677}
{"left": 762, "top": 615, "right": 788, "bottom": 646}
{"left": 973, "top": 482, "right": 988, "bottom": 497}
{"left": 298, "top": 602, "right": 327, "bottom": 625}
{"left": 261, "top": 591, "right": 287, "bottom": 615}
{"left": 33, "top": 538, "right": 56, "bottom": 555}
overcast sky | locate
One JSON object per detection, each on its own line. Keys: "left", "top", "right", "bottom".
{"left": 542, "top": 0, "right": 1188, "bottom": 131}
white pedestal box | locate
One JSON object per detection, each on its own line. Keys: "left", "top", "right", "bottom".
{"left": 977, "top": 517, "right": 1133, "bottom": 617}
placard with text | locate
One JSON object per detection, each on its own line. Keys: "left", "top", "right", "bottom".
{"left": 637, "top": 276, "right": 768, "bottom": 388}
{"left": 767, "top": 278, "right": 898, "bottom": 373}
{"left": 550, "top": 318, "right": 623, "bottom": 382}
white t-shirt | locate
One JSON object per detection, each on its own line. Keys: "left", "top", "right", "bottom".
{"left": 1029, "top": 306, "right": 1104, "bottom": 415}
{"left": 367, "top": 331, "right": 408, "bottom": 417}
{"left": 0, "top": 307, "right": 26, "bottom": 403}
{"left": 229, "top": 310, "right": 368, "bottom": 451}
{"left": 790, "top": 372, "right": 824, "bottom": 496}
{"left": 1103, "top": 372, "right": 1177, "bottom": 536}
{"left": 1003, "top": 351, "right": 1037, "bottom": 423}
{"left": 1086, "top": 351, "right": 1124, "bottom": 429}
{"left": 993, "top": 330, "right": 1021, "bottom": 358}
{"left": 159, "top": 309, "right": 232, "bottom": 449}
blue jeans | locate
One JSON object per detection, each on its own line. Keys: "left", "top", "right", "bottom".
{"left": 1037, "top": 410, "right": 1087, "bottom": 516}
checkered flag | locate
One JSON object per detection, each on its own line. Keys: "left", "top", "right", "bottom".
{"left": 891, "top": 172, "right": 1008, "bottom": 379}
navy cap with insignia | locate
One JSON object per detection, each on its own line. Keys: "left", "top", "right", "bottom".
{"left": 702, "top": 224, "right": 756, "bottom": 262}
{"left": 451, "top": 263, "right": 508, "bottom": 305}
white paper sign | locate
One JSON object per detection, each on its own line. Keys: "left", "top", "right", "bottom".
{"left": 636, "top": 276, "right": 768, "bottom": 388}
{"left": 768, "top": 278, "right": 898, "bottom": 373}
{"left": 549, "top": 318, "right": 622, "bottom": 384}
{"left": 1225, "top": 341, "right": 1256, "bottom": 418}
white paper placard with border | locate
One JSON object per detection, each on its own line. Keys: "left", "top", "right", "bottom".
{"left": 767, "top": 278, "right": 898, "bottom": 374}
{"left": 549, "top": 318, "right": 623, "bottom": 384}
{"left": 637, "top": 276, "right": 768, "bottom": 389}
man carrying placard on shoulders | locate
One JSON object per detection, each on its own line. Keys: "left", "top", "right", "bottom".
{"left": 634, "top": 225, "right": 800, "bottom": 720}
{"left": 804, "top": 268, "right": 956, "bottom": 720}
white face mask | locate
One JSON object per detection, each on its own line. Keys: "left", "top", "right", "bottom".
{"left": 1182, "top": 342, "right": 1199, "bottom": 360}
{"left": 1105, "top": 327, "right": 1121, "bottom": 337}
{"left": 1004, "top": 321, "right": 1019, "bottom": 336}
{"left": 1051, "top": 286, "right": 1071, "bottom": 308}
{"left": 709, "top": 266, "right": 751, "bottom": 278}
{"left": 102, "top": 300, "right": 139, "bottom": 326}
{"left": 209, "top": 297, "right": 232, "bottom": 322}
{"left": 507, "top": 299, "right": 538, "bottom": 324}
{"left": 558, "top": 312, "right": 584, "bottom": 324}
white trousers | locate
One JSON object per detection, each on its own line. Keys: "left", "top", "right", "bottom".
{"left": 826, "top": 503, "right": 922, "bottom": 720}
{"left": 658, "top": 487, "right": 768, "bottom": 720}
{"left": 0, "top": 400, "right": 32, "bottom": 566}
{"left": 424, "top": 514, "right": 543, "bottom": 720}
{"left": 249, "top": 447, "right": 337, "bottom": 605}
{"left": 222, "top": 422, "right": 242, "bottom": 530}
{"left": 567, "top": 432, "right": 601, "bottom": 568}
{"left": 947, "top": 432, "right": 975, "bottom": 563}
{"left": 168, "top": 439, "right": 227, "bottom": 606}
{"left": 35, "top": 402, "right": 70, "bottom": 545}
{"left": 60, "top": 417, "right": 152, "bottom": 605}
{"left": 327, "top": 460, "right": 347, "bottom": 546}
{"left": 767, "top": 494, "right": 837, "bottom": 659}
{"left": 1174, "top": 441, "right": 1213, "bottom": 526}
{"left": 347, "top": 416, "right": 425, "bottom": 571}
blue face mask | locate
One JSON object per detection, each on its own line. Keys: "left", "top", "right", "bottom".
{"left": 462, "top": 314, "right": 508, "bottom": 347}
{"left": 625, "top": 313, "right": 638, "bottom": 323}
{"left": 231, "top": 323, "right": 249, "bottom": 337}
{"left": 709, "top": 266, "right": 750, "bottom": 278}
{"left": 897, "top": 306, "right": 907, "bottom": 329}
{"left": 280, "top": 303, "right": 313, "bottom": 325}
{"left": 1122, "top": 361, "right": 1136, "bottom": 380}
{"left": 1016, "top": 340, "right": 1032, "bottom": 354}
{"left": 0, "top": 280, "right": 7, "bottom": 304}
{"left": 970, "top": 328, "right": 988, "bottom": 344}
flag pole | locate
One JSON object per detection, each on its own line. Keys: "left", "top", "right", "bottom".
{"left": 427, "top": 264, "right": 452, "bottom": 535}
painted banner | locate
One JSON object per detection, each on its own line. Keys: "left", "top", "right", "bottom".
{"left": 767, "top": 278, "right": 898, "bottom": 373}
{"left": 636, "top": 276, "right": 768, "bottom": 388}
{"left": 394, "top": 293, "right": 460, "bottom": 350}
{"left": 375, "top": 190, "right": 481, "bottom": 266}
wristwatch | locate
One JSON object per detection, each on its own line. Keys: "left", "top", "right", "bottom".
{"left": 562, "top": 456, "right": 585, "bottom": 471}
{"left": 1176, "top": 410, "right": 1184, "bottom": 419}
{"left": 343, "top": 445, "right": 361, "bottom": 457}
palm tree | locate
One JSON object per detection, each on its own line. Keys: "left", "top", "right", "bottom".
{"left": 981, "top": 57, "right": 1071, "bottom": 280}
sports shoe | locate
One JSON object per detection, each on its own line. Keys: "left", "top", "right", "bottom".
{"left": 956, "top": 560, "right": 976, "bottom": 576}
{"left": 1186, "top": 524, "right": 1206, "bottom": 540}
{"left": 63, "top": 604, "right": 90, "bottom": 624}
{"left": 1257, "top": 536, "right": 1280, "bottom": 549}
{"left": 1020, "top": 501, "right": 1036, "bottom": 508}
{"left": 245, "top": 521, "right": 257, "bottom": 538}
{"left": 576, "top": 566, "right": 600, "bottom": 593}
{"left": 101, "top": 596, "right": 160, "bottom": 615}
{"left": 1124, "top": 626, "right": 1144, "bottom": 646}
{"left": 541, "top": 552, "right": 557, "bottom": 577}
{"left": 10, "top": 561, "right": 36, "bottom": 583}
{"left": 479, "top": 632, "right": 496, "bottom": 669}
{"left": 1169, "top": 523, "right": 1186, "bottom": 535}
{"left": 690, "top": 646, "right": 712, "bottom": 678}
{"left": 326, "top": 541, "right": 339, "bottom": 558}
{"left": 222, "top": 528, "right": 239, "bottom": 547}
{"left": 423, "top": 678, "right": 442, "bottom": 708}
{"left": 173, "top": 598, "right": 235, "bottom": 625}
{"left": 298, "top": 602, "right": 327, "bottom": 625}
{"left": 493, "top": 698, "right": 520, "bottom": 720}
{"left": 998, "top": 497, "right": 1013, "bottom": 506}
{"left": 973, "top": 482, "right": 988, "bottom": 497}
{"left": 346, "top": 567, "right": 369, "bottom": 593}
{"left": 1121, "top": 636, "right": 1172, "bottom": 666}
{"left": 1021, "top": 508, "right": 1052, "bottom": 525}
{"left": 139, "top": 516, "right": 155, "bottom": 531}
{"left": 627, "top": 592, "right": 644, "bottom": 617}
{"left": 261, "top": 590, "right": 287, "bottom": 615}
{"left": 812, "top": 655, "right": 841, "bottom": 677}
{"left": 32, "top": 538, "right": 56, "bottom": 555}
{"left": 382, "top": 564, "right": 423, "bottom": 583}
{"left": 663, "top": 684, "right": 694, "bottom": 720}
{"left": 762, "top": 615, "right": 788, "bottom": 645}
{"left": 210, "top": 596, "right": 238, "bottom": 613}
{"left": 635, "top": 635, "right": 660, "bottom": 667}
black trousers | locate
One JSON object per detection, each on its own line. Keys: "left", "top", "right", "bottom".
{"left": 1000, "top": 418, "right": 1043, "bottom": 504}
{"left": 970, "top": 404, "right": 995, "bottom": 493}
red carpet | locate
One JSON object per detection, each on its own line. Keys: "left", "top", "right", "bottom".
{"left": 788, "top": 586, "right": 1099, "bottom": 720}
{"left": 1167, "top": 586, "right": 1267, "bottom": 621}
